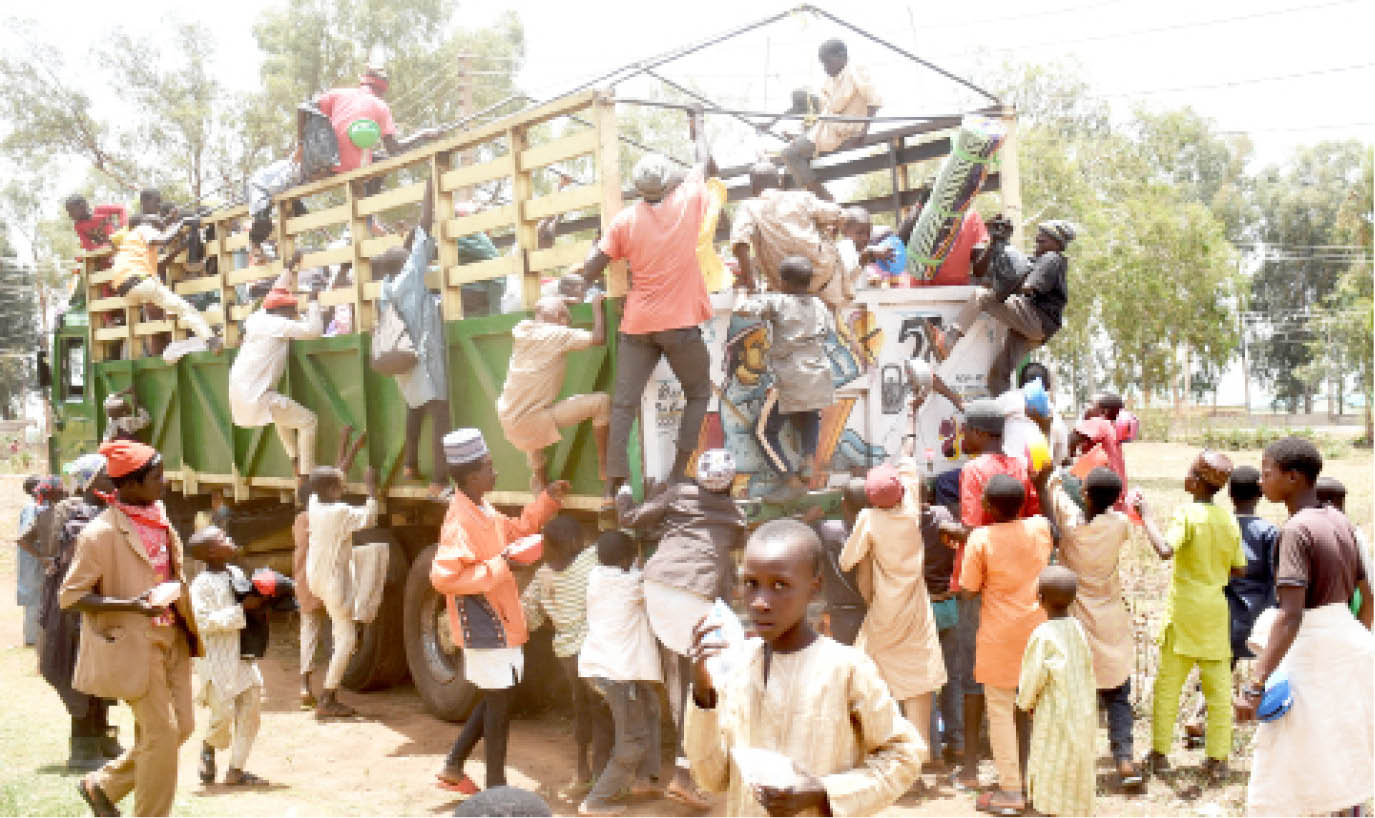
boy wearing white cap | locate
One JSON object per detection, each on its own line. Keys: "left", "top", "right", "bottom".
{"left": 431, "top": 428, "right": 568, "bottom": 797}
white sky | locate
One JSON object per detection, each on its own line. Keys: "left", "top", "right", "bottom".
{"left": 11, "top": 0, "right": 1375, "bottom": 409}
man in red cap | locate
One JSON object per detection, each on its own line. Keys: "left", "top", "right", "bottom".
{"left": 62, "top": 439, "right": 202, "bottom": 817}
{"left": 299, "top": 65, "right": 439, "bottom": 175}
{"left": 229, "top": 258, "right": 323, "bottom": 478}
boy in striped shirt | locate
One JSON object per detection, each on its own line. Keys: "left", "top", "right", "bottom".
{"left": 520, "top": 514, "right": 612, "bottom": 790}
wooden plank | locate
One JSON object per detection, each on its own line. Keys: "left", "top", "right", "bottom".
{"left": 433, "top": 155, "right": 464, "bottom": 321}
{"left": 286, "top": 204, "right": 351, "bottom": 234}
{"left": 443, "top": 205, "right": 516, "bottom": 239}
{"left": 518, "top": 129, "right": 598, "bottom": 172}
{"left": 361, "top": 268, "right": 442, "bottom": 300}
{"left": 231, "top": 305, "right": 256, "bottom": 321}
{"left": 94, "top": 326, "right": 129, "bottom": 341}
{"left": 301, "top": 245, "right": 354, "bottom": 270}
{"left": 89, "top": 269, "right": 119, "bottom": 285}
{"left": 174, "top": 274, "right": 224, "bottom": 296}
{"left": 226, "top": 262, "right": 282, "bottom": 287}
{"left": 592, "top": 95, "right": 627, "bottom": 297}
{"left": 439, "top": 155, "right": 515, "bottom": 192}
{"left": 360, "top": 234, "right": 404, "bottom": 258}
{"left": 90, "top": 297, "right": 131, "bottom": 312}
{"left": 528, "top": 240, "right": 594, "bottom": 274}
{"left": 223, "top": 232, "right": 249, "bottom": 252}
{"left": 319, "top": 288, "right": 358, "bottom": 307}
{"left": 447, "top": 255, "right": 515, "bottom": 286}
{"left": 509, "top": 126, "right": 538, "bottom": 309}
{"left": 356, "top": 181, "right": 428, "bottom": 217}
{"left": 134, "top": 320, "right": 174, "bottom": 336}
{"left": 524, "top": 185, "right": 601, "bottom": 222}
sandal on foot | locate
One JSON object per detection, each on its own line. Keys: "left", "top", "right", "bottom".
{"left": 1142, "top": 750, "right": 1170, "bottom": 778}
{"left": 1200, "top": 757, "right": 1229, "bottom": 785}
{"left": 951, "top": 769, "right": 981, "bottom": 792}
{"left": 665, "top": 778, "right": 710, "bottom": 810}
{"left": 1117, "top": 759, "right": 1144, "bottom": 789}
{"left": 315, "top": 699, "right": 356, "bottom": 719}
{"left": 77, "top": 775, "right": 120, "bottom": 817}
{"left": 436, "top": 772, "right": 479, "bottom": 796}
{"left": 224, "top": 769, "right": 269, "bottom": 787}
{"left": 975, "top": 790, "right": 1025, "bottom": 816}
{"left": 199, "top": 745, "right": 216, "bottom": 785}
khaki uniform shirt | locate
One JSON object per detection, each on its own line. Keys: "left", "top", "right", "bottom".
{"left": 497, "top": 321, "right": 595, "bottom": 452}
{"left": 730, "top": 189, "right": 847, "bottom": 302}
{"left": 810, "top": 64, "right": 882, "bottom": 154}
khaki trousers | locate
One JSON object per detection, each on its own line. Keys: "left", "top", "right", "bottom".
{"left": 204, "top": 683, "right": 262, "bottom": 771}
{"left": 985, "top": 685, "right": 1022, "bottom": 791}
{"left": 952, "top": 288, "right": 1048, "bottom": 395}
{"left": 903, "top": 693, "right": 934, "bottom": 765}
{"left": 94, "top": 628, "right": 194, "bottom": 817}
{"left": 525, "top": 393, "right": 611, "bottom": 471}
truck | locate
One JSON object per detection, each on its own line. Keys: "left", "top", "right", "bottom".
{"left": 47, "top": 86, "right": 1022, "bottom": 720}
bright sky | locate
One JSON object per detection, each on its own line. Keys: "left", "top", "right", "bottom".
{"left": 11, "top": 0, "right": 1375, "bottom": 409}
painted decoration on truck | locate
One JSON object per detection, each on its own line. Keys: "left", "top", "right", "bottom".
{"left": 638, "top": 289, "right": 1007, "bottom": 499}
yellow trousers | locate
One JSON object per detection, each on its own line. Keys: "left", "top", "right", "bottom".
{"left": 985, "top": 685, "right": 1022, "bottom": 791}
{"left": 1152, "top": 625, "right": 1232, "bottom": 761}
{"left": 94, "top": 628, "right": 194, "bottom": 817}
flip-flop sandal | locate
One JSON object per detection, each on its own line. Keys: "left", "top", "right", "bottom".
{"left": 224, "top": 770, "right": 269, "bottom": 787}
{"left": 436, "top": 773, "right": 479, "bottom": 796}
{"left": 975, "top": 791, "right": 1025, "bottom": 816}
{"left": 665, "top": 779, "right": 710, "bottom": 810}
{"left": 199, "top": 746, "right": 216, "bottom": 785}
{"left": 77, "top": 776, "right": 120, "bottom": 818}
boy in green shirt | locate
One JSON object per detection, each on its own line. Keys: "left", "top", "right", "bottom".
{"left": 1132, "top": 450, "right": 1246, "bottom": 783}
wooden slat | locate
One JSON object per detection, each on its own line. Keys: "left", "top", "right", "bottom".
{"left": 356, "top": 181, "right": 428, "bottom": 217}
{"left": 226, "top": 262, "right": 282, "bottom": 287}
{"left": 89, "top": 269, "right": 119, "bottom": 285}
{"left": 592, "top": 95, "right": 628, "bottom": 298}
{"left": 444, "top": 205, "right": 517, "bottom": 239}
{"left": 231, "top": 305, "right": 256, "bottom": 321}
{"left": 524, "top": 185, "right": 601, "bottom": 222}
{"left": 90, "top": 296, "right": 130, "bottom": 312}
{"left": 94, "top": 326, "right": 130, "bottom": 341}
{"left": 174, "top": 274, "right": 224, "bottom": 295}
{"left": 223, "top": 232, "right": 249, "bottom": 252}
{"left": 133, "top": 320, "right": 174, "bottom": 336}
{"left": 361, "top": 268, "right": 442, "bottom": 300}
{"left": 319, "top": 288, "right": 358, "bottom": 307}
{"left": 519, "top": 129, "right": 598, "bottom": 171}
{"left": 360, "top": 234, "right": 404, "bottom": 258}
{"left": 301, "top": 245, "right": 354, "bottom": 269}
{"left": 447, "top": 255, "right": 516, "bottom": 286}
{"left": 439, "top": 154, "right": 515, "bottom": 192}
{"left": 286, "top": 204, "right": 351, "bottom": 234}
{"left": 528, "top": 240, "right": 594, "bottom": 273}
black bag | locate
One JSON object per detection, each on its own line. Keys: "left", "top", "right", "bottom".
{"left": 299, "top": 102, "right": 340, "bottom": 179}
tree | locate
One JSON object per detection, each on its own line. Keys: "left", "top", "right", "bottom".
{"left": 1248, "top": 140, "right": 1368, "bottom": 413}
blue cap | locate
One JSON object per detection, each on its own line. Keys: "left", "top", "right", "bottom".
{"left": 1257, "top": 672, "right": 1293, "bottom": 722}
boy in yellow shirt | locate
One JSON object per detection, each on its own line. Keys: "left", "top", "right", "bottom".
{"left": 1133, "top": 450, "right": 1245, "bottom": 782}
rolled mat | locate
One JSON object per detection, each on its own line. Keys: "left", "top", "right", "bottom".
{"left": 905, "top": 114, "right": 1007, "bottom": 279}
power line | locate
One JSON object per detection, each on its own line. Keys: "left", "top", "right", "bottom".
{"left": 1097, "top": 61, "right": 1375, "bottom": 99}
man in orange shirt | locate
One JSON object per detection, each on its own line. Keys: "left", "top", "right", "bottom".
{"left": 581, "top": 106, "right": 716, "bottom": 491}
{"left": 430, "top": 429, "right": 566, "bottom": 796}
{"left": 299, "top": 66, "right": 437, "bottom": 175}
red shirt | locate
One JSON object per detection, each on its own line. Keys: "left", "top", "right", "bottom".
{"left": 316, "top": 86, "right": 398, "bottom": 172}
{"left": 1076, "top": 417, "right": 1127, "bottom": 508}
{"left": 951, "top": 452, "right": 1039, "bottom": 591}
{"left": 73, "top": 205, "right": 127, "bottom": 269}
{"left": 112, "top": 500, "right": 173, "bottom": 626}
{"left": 598, "top": 166, "right": 713, "bottom": 334}
{"left": 919, "top": 210, "right": 989, "bottom": 286}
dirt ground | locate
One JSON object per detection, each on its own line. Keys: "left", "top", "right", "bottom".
{"left": 0, "top": 441, "right": 1369, "bottom": 817}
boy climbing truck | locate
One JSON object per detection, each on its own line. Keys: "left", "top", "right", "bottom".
{"left": 46, "top": 82, "right": 1024, "bottom": 721}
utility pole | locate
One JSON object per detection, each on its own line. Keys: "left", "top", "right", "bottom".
{"left": 457, "top": 53, "right": 475, "bottom": 204}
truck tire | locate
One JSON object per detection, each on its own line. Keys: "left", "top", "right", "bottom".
{"left": 404, "top": 544, "right": 479, "bottom": 722}
{"left": 342, "top": 538, "right": 410, "bottom": 691}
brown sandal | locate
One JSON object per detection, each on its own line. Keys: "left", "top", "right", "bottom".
{"left": 224, "top": 769, "right": 269, "bottom": 787}
{"left": 77, "top": 775, "right": 120, "bottom": 817}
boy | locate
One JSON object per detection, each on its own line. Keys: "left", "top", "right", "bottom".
{"left": 1237, "top": 437, "right": 1373, "bottom": 816}
{"left": 229, "top": 256, "right": 322, "bottom": 478}
{"left": 106, "top": 205, "right": 219, "bottom": 350}
{"left": 431, "top": 429, "right": 567, "bottom": 796}
{"left": 1072, "top": 414, "right": 1127, "bottom": 509}
{"left": 958, "top": 474, "right": 1053, "bottom": 814}
{"left": 1133, "top": 449, "right": 1245, "bottom": 782}
{"left": 305, "top": 463, "right": 380, "bottom": 718}
{"left": 1048, "top": 466, "right": 1140, "bottom": 786}
{"left": 778, "top": 38, "right": 882, "bottom": 197}
{"left": 733, "top": 255, "right": 834, "bottom": 505}
{"left": 1316, "top": 475, "right": 1374, "bottom": 612}
{"left": 187, "top": 527, "right": 267, "bottom": 787}
{"left": 295, "top": 427, "right": 367, "bottom": 708}
{"left": 519, "top": 515, "right": 612, "bottom": 791}
{"left": 942, "top": 398, "right": 1040, "bottom": 790}
{"left": 617, "top": 448, "right": 745, "bottom": 810}
{"left": 839, "top": 460, "right": 947, "bottom": 765}
{"left": 684, "top": 519, "right": 922, "bottom": 816}
{"left": 578, "top": 530, "right": 663, "bottom": 816}
{"left": 65, "top": 195, "right": 126, "bottom": 267}
{"left": 15, "top": 475, "right": 43, "bottom": 647}
{"left": 1016, "top": 566, "right": 1096, "bottom": 817}
{"left": 102, "top": 387, "right": 150, "bottom": 443}
{"left": 929, "top": 220, "right": 1074, "bottom": 395}
{"left": 1227, "top": 466, "right": 1278, "bottom": 659}
{"left": 496, "top": 292, "right": 609, "bottom": 497}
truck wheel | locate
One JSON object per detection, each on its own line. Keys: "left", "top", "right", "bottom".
{"left": 342, "top": 539, "right": 410, "bottom": 691}
{"left": 403, "top": 544, "right": 479, "bottom": 721}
